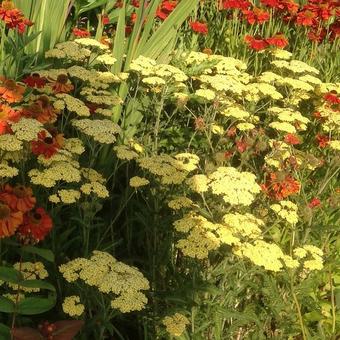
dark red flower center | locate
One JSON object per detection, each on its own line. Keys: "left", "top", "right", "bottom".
{"left": 0, "top": 203, "right": 11, "bottom": 219}
{"left": 56, "top": 74, "right": 68, "bottom": 84}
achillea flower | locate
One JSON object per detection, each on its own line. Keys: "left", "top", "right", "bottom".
{"left": 0, "top": 185, "right": 36, "bottom": 213}
{"left": 244, "top": 35, "right": 268, "bottom": 50}
{"left": 0, "top": 202, "right": 23, "bottom": 238}
{"left": 72, "top": 27, "right": 91, "bottom": 38}
{"left": 162, "top": 313, "right": 190, "bottom": 337}
{"left": 31, "top": 130, "right": 63, "bottom": 159}
{"left": 0, "top": 103, "right": 20, "bottom": 134}
{"left": 0, "top": 77, "right": 25, "bottom": 103}
{"left": 18, "top": 207, "right": 53, "bottom": 242}
{"left": 51, "top": 74, "right": 74, "bottom": 94}
{"left": 190, "top": 21, "right": 208, "bottom": 35}
{"left": 22, "top": 73, "right": 47, "bottom": 88}
{"left": 62, "top": 296, "right": 84, "bottom": 317}
{"left": 266, "top": 33, "right": 289, "bottom": 48}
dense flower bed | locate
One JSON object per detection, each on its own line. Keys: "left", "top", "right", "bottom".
{"left": 0, "top": 0, "right": 339, "bottom": 339}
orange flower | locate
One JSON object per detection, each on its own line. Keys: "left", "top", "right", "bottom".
{"left": 22, "top": 95, "right": 59, "bottom": 123}
{"left": 31, "top": 130, "right": 63, "bottom": 159}
{"left": 262, "top": 172, "right": 300, "bottom": 200}
{"left": 0, "top": 103, "right": 20, "bottom": 134}
{"left": 0, "top": 77, "right": 25, "bottom": 103}
{"left": 0, "top": 185, "right": 36, "bottom": 213}
{"left": 0, "top": 202, "right": 23, "bottom": 238}
{"left": 51, "top": 74, "right": 74, "bottom": 94}
{"left": 18, "top": 207, "right": 52, "bottom": 242}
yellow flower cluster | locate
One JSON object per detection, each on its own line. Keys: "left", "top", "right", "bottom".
{"left": 0, "top": 161, "right": 18, "bottom": 178}
{"left": 222, "top": 213, "right": 264, "bottom": 239}
{"left": 29, "top": 162, "right": 81, "bottom": 188}
{"left": 137, "top": 154, "right": 198, "bottom": 185}
{"left": 268, "top": 107, "right": 309, "bottom": 130}
{"left": 174, "top": 213, "right": 239, "bottom": 259}
{"left": 81, "top": 181, "right": 109, "bottom": 198}
{"left": 186, "top": 174, "right": 209, "bottom": 193}
{"left": 49, "top": 189, "right": 81, "bottom": 204}
{"left": 168, "top": 196, "right": 193, "bottom": 210}
{"left": 62, "top": 296, "right": 85, "bottom": 317}
{"left": 114, "top": 145, "right": 139, "bottom": 160}
{"left": 80, "top": 87, "right": 122, "bottom": 106}
{"left": 56, "top": 94, "right": 90, "bottom": 117}
{"left": 59, "top": 251, "right": 149, "bottom": 313}
{"left": 63, "top": 138, "right": 85, "bottom": 155}
{"left": 234, "top": 240, "right": 297, "bottom": 272}
{"left": 10, "top": 118, "right": 44, "bottom": 142}
{"left": 129, "top": 176, "right": 150, "bottom": 188}
{"left": 45, "top": 41, "right": 91, "bottom": 61}
{"left": 9, "top": 262, "right": 48, "bottom": 293}
{"left": 0, "top": 134, "right": 22, "bottom": 152}
{"left": 208, "top": 167, "right": 261, "bottom": 206}
{"left": 293, "top": 245, "right": 323, "bottom": 271}
{"left": 162, "top": 313, "right": 190, "bottom": 337}
{"left": 72, "top": 119, "right": 120, "bottom": 144}
{"left": 74, "top": 38, "right": 109, "bottom": 51}
{"left": 270, "top": 200, "right": 299, "bottom": 225}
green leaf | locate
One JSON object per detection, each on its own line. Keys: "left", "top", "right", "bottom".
{"left": 21, "top": 246, "right": 55, "bottom": 262}
{"left": 17, "top": 296, "right": 56, "bottom": 315}
{"left": 0, "top": 266, "right": 23, "bottom": 284}
{"left": 0, "top": 296, "right": 15, "bottom": 313}
{"left": 19, "top": 280, "right": 56, "bottom": 292}
{"left": 0, "top": 323, "right": 11, "bottom": 338}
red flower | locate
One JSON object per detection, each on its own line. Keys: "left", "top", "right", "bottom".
{"left": 131, "top": 0, "right": 140, "bottom": 7}
{"left": 190, "top": 21, "right": 208, "bottom": 35}
{"left": 0, "top": 185, "right": 36, "bottom": 213}
{"left": 284, "top": 133, "right": 301, "bottom": 145}
{"left": 72, "top": 27, "right": 90, "bottom": 38}
{"left": 18, "top": 207, "right": 53, "bottom": 242}
{"left": 324, "top": 92, "right": 340, "bottom": 105}
{"left": 31, "top": 130, "right": 63, "bottom": 159}
{"left": 316, "top": 134, "right": 329, "bottom": 148}
{"left": 51, "top": 74, "right": 74, "bottom": 94}
{"left": 156, "top": 1, "right": 177, "bottom": 20}
{"left": 244, "top": 35, "right": 268, "bottom": 50}
{"left": 260, "top": 0, "right": 285, "bottom": 9}
{"left": 22, "top": 73, "right": 47, "bottom": 88}
{"left": 0, "top": 1, "right": 33, "bottom": 34}
{"left": 308, "top": 197, "right": 321, "bottom": 208}
{"left": 266, "top": 33, "right": 289, "bottom": 48}
{"left": 102, "top": 15, "right": 110, "bottom": 25}
{"left": 0, "top": 103, "right": 20, "bottom": 134}
{"left": 0, "top": 77, "right": 25, "bottom": 103}
{"left": 222, "top": 0, "right": 251, "bottom": 10}
{"left": 262, "top": 172, "right": 300, "bottom": 200}
{"left": 236, "top": 139, "right": 248, "bottom": 153}
{"left": 308, "top": 28, "right": 327, "bottom": 43}
{"left": 0, "top": 202, "right": 23, "bottom": 239}
{"left": 296, "top": 10, "right": 317, "bottom": 26}
{"left": 22, "top": 95, "right": 59, "bottom": 124}
{"left": 243, "top": 7, "right": 270, "bottom": 25}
